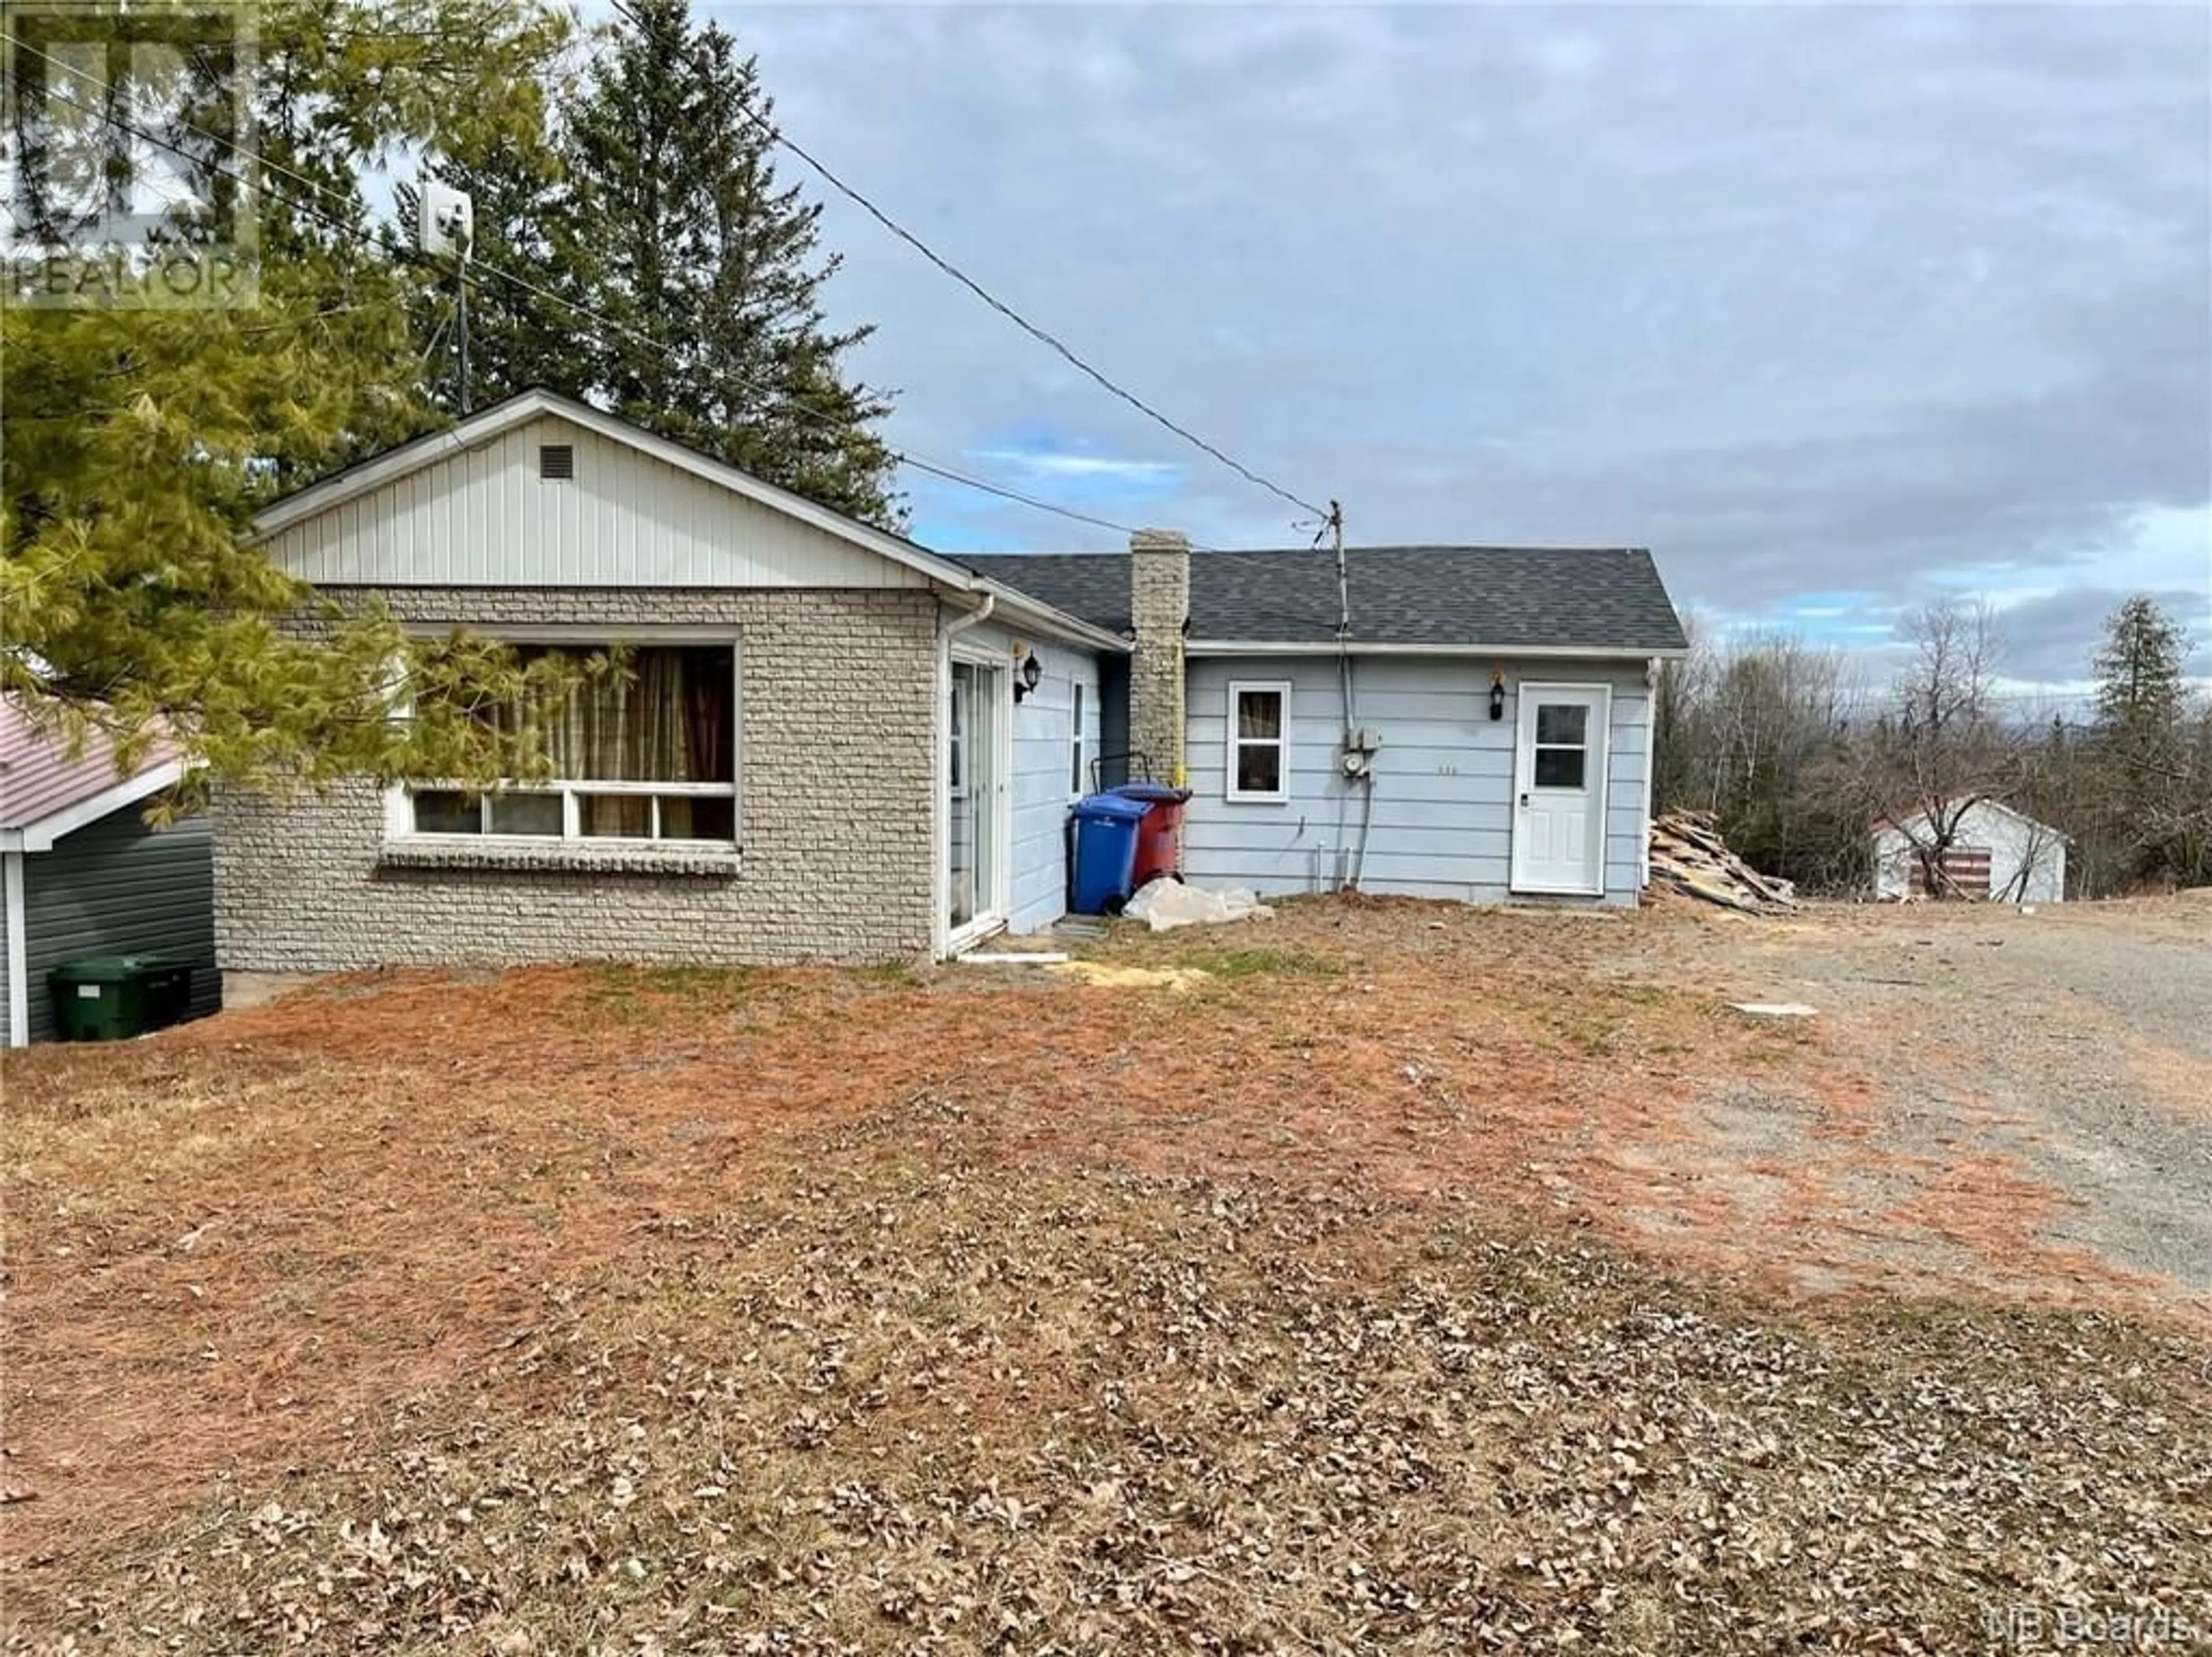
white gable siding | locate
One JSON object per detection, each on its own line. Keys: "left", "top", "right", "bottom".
{"left": 1181, "top": 656, "right": 1650, "bottom": 905}
{"left": 1872, "top": 800, "right": 2066, "bottom": 903}
{"left": 263, "top": 415, "right": 929, "bottom": 591}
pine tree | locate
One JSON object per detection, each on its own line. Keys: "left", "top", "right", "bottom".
{"left": 2, "top": 0, "right": 580, "bottom": 790}
{"left": 524, "top": 0, "right": 901, "bottom": 525}
{"left": 2092, "top": 595, "right": 2191, "bottom": 747}
{"left": 2088, "top": 595, "right": 2199, "bottom": 886}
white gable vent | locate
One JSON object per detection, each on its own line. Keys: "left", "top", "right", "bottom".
{"left": 538, "top": 443, "right": 575, "bottom": 481}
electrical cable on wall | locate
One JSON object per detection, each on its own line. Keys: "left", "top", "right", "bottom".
{"left": 1319, "top": 498, "right": 1377, "bottom": 892}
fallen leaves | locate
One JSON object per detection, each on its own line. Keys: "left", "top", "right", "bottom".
{"left": 7, "top": 898, "right": 2210, "bottom": 1653}
{"left": 25, "top": 1143, "right": 2212, "bottom": 1655}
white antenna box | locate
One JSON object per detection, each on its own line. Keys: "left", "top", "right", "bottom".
{"left": 419, "top": 179, "right": 474, "bottom": 261}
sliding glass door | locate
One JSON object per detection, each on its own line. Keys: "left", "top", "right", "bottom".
{"left": 948, "top": 658, "right": 1006, "bottom": 940}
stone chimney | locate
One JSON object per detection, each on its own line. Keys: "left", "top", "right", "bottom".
{"left": 1128, "top": 528, "right": 1190, "bottom": 785}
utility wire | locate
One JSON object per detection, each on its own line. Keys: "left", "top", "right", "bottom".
{"left": 3, "top": 33, "right": 1162, "bottom": 541}
{"left": 603, "top": 0, "right": 1326, "bottom": 522}
{"left": 759, "top": 115, "right": 1329, "bottom": 519}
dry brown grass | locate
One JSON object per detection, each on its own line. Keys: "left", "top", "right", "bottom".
{"left": 3, "top": 898, "right": 2206, "bottom": 1651}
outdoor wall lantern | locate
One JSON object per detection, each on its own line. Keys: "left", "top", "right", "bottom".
{"left": 1014, "top": 649, "right": 1043, "bottom": 703}
{"left": 1488, "top": 669, "right": 1506, "bottom": 721}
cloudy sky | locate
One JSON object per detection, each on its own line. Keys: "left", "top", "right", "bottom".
{"left": 707, "top": 3, "right": 2209, "bottom": 689}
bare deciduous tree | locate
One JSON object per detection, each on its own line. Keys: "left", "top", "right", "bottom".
{"left": 1653, "top": 616, "right": 1865, "bottom": 888}
{"left": 1656, "top": 593, "right": 2210, "bottom": 902}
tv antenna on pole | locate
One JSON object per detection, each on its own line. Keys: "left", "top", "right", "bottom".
{"left": 419, "top": 178, "right": 475, "bottom": 413}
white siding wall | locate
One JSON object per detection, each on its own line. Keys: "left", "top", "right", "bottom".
{"left": 961, "top": 622, "right": 1104, "bottom": 934}
{"left": 1872, "top": 802, "right": 2066, "bottom": 903}
{"left": 263, "top": 415, "right": 931, "bottom": 590}
{"left": 1182, "top": 655, "right": 1651, "bottom": 906}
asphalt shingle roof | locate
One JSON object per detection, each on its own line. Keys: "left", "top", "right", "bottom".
{"left": 962, "top": 546, "right": 1687, "bottom": 652}
{"left": 965, "top": 553, "right": 1136, "bottom": 637}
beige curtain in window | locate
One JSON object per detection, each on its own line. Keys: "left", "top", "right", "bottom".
{"left": 507, "top": 649, "right": 691, "bottom": 781}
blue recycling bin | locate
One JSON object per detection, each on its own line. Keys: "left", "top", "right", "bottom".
{"left": 1069, "top": 793, "right": 1151, "bottom": 914}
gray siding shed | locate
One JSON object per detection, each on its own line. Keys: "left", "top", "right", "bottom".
{"left": 21, "top": 809, "right": 218, "bottom": 1043}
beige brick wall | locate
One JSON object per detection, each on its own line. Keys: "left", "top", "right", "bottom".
{"left": 214, "top": 587, "right": 941, "bottom": 970}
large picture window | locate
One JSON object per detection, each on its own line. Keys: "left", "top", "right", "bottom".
{"left": 1226, "top": 681, "right": 1291, "bottom": 802}
{"left": 407, "top": 642, "right": 737, "bottom": 842}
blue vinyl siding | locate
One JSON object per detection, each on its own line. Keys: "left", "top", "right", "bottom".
{"left": 22, "top": 807, "right": 219, "bottom": 1042}
{"left": 963, "top": 622, "right": 1105, "bottom": 934}
{"left": 1182, "top": 655, "right": 1652, "bottom": 906}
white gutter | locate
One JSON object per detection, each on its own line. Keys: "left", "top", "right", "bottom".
{"left": 937, "top": 589, "right": 995, "bottom": 642}
{"left": 1187, "top": 640, "right": 1690, "bottom": 660}
{"left": 3, "top": 850, "right": 27, "bottom": 1048}
{"left": 972, "top": 581, "right": 1132, "bottom": 655}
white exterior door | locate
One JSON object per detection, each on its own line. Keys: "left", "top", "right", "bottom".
{"left": 1510, "top": 684, "right": 1610, "bottom": 895}
{"left": 946, "top": 655, "right": 1012, "bottom": 948}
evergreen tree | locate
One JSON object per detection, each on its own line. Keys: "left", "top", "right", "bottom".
{"left": 2092, "top": 595, "right": 2191, "bottom": 748}
{"left": 2, "top": 0, "right": 580, "bottom": 791}
{"left": 450, "top": 0, "right": 902, "bottom": 525}
{"left": 2089, "top": 595, "right": 2200, "bottom": 886}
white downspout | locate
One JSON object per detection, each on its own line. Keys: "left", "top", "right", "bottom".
{"left": 938, "top": 590, "right": 995, "bottom": 642}
{"left": 4, "top": 850, "right": 28, "bottom": 1048}
{"left": 1642, "top": 657, "right": 1660, "bottom": 889}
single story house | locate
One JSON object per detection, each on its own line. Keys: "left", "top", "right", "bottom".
{"left": 215, "top": 390, "right": 1686, "bottom": 978}
{"left": 967, "top": 537, "right": 1687, "bottom": 905}
{"left": 1872, "top": 799, "right": 2066, "bottom": 903}
{"left": 1, "top": 701, "right": 219, "bottom": 1045}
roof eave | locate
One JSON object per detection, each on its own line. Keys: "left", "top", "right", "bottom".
{"left": 1185, "top": 638, "right": 1690, "bottom": 660}
{"left": 959, "top": 582, "right": 1132, "bottom": 654}
{"left": 8, "top": 755, "right": 187, "bottom": 852}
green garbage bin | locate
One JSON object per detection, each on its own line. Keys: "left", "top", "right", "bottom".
{"left": 48, "top": 954, "right": 194, "bottom": 1042}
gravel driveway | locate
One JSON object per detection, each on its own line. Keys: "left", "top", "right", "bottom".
{"left": 1664, "top": 894, "right": 2212, "bottom": 1303}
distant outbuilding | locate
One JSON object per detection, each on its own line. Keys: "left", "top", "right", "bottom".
{"left": 1871, "top": 799, "right": 2067, "bottom": 904}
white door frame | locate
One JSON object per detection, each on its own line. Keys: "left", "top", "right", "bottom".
{"left": 942, "top": 645, "right": 1014, "bottom": 954}
{"left": 1509, "top": 681, "right": 1611, "bottom": 896}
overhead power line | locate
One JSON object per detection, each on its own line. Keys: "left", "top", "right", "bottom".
{"left": 603, "top": 0, "right": 1327, "bottom": 523}
{"left": 3, "top": 32, "right": 1162, "bottom": 542}
{"left": 753, "top": 115, "right": 1330, "bottom": 520}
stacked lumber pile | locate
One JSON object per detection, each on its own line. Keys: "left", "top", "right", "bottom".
{"left": 1647, "top": 811, "right": 1798, "bottom": 915}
